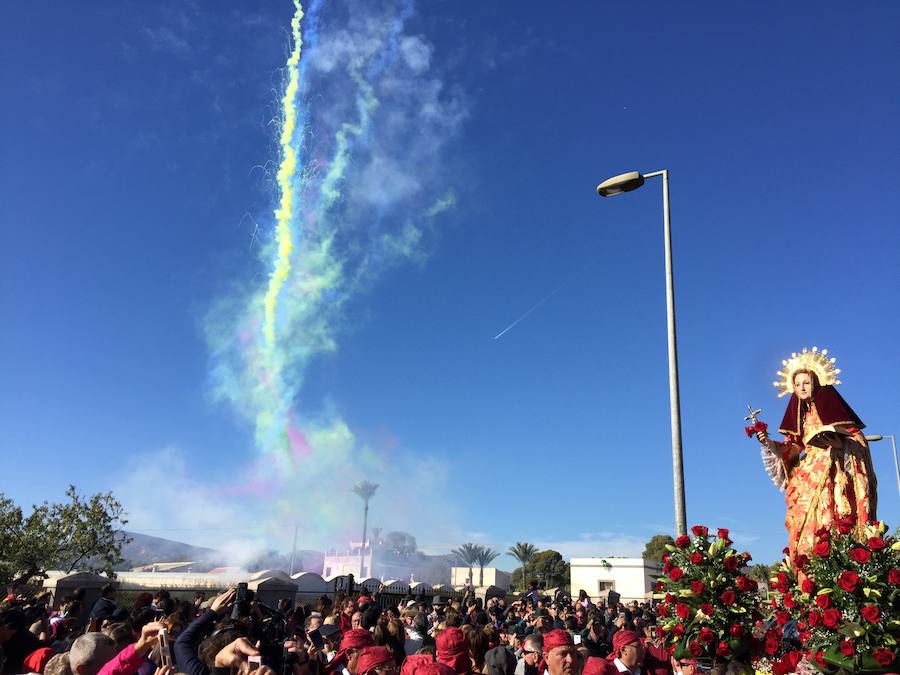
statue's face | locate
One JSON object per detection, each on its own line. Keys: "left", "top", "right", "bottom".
{"left": 793, "top": 372, "right": 813, "bottom": 400}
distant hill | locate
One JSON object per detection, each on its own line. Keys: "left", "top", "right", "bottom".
{"left": 117, "top": 532, "right": 324, "bottom": 574}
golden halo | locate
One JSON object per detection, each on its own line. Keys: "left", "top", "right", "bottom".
{"left": 773, "top": 346, "right": 842, "bottom": 398}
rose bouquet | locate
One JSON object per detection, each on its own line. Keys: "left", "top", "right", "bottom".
{"left": 768, "top": 519, "right": 900, "bottom": 673}
{"left": 654, "top": 525, "right": 760, "bottom": 665}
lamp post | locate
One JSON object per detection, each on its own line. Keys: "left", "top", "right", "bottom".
{"left": 597, "top": 169, "right": 686, "bottom": 536}
{"left": 864, "top": 434, "right": 900, "bottom": 497}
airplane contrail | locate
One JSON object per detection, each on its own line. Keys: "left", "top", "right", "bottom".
{"left": 493, "top": 263, "right": 591, "bottom": 340}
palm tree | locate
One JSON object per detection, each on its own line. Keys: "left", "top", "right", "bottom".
{"left": 507, "top": 542, "right": 539, "bottom": 590}
{"left": 352, "top": 481, "right": 379, "bottom": 578}
{"left": 452, "top": 543, "right": 481, "bottom": 586}
{"left": 474, "top": 547, "right": 500, "bottom": 587}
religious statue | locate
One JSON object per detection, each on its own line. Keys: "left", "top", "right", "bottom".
{"left": 748, "top": 347, "right": 878, "bottom": 564}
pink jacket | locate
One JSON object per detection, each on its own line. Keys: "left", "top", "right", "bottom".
{"left": 98, "top": 644, "right": 145, "bottom": 675}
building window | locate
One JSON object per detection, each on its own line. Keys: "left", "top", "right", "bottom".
{"left": 325, "top": 567, "right": 332, "bottom": 577}
{"left": 597, "top": 581, "right": 615, "bottom": 593}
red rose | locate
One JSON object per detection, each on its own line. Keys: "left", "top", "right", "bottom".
{"left": 661, "top": 553, "right": 670, "bottom": 563}
{"left": 662, "top": 561, "right": 672, "bottom": 573}
{"left": 657, "top": 604, "right": 668, "bottom": 617}
{"left": 715, "top": 641, "right": 731, "bottom": 657}
{"left": 655, "top": 581, "right": 665, "bottom": 591}
{"left": 717, "top": 528, "right": 730, "bottom": 540}
{"left": 823, "top": 608, "right": 841, "bottom": 628}
{"left": 868, "top": 536, "right": 886, "bottom": 551}
{"left": 812, "top": 651, "right": 827, "bottom": 668}
{"left": 861, "top": 605, "right": 881, "bottom": 623}
{"left": 782, "top": 546, "right": 791, "bottom": 555}
{"left": 698, "top": 627, "right": 715, "bottom": 644}
{"left": 796, "top": 621, "right": 807, "bottom": 631}
{"left": 700, "top": 603, "right": 714, "bottom": 616}
{"left": 873, "top": 648, "right": 895, "bottom": 667}
{"left": 689, "top": 552, "right": 703, "bottom": 565}
{"left": 688, "top": 641, "right": 703, "bottom": 657}
{"left": 675, "top": 535, "right": 691, "bottom": 548}
{"left": 669, "top": 567, "right": 684, "bottom": 581}
{"left": 721, "top": 590, "right": 736, "bottom": 606}
{"left": 691, "top": 580, "right": 705, "bottom": 594}
{"left": 807, "top": 610, "right": 822, "bottom": 627}
{"left": 673, "top": 624, "right": 685, "bottom": 637}
{"left": 737, "top": 575, "right": 755, "bottom": 591}
{"left": 837, "top": 570, "right": 860, "bottom": 592}
{"left": 814, "top": 526, "right": 830, "bottom": 539}
{"left": 742, "top": 551, "right": 752, "bottom": 564}
{"left": 783, "top": 593, "right": 796, "bottom": 609}
{"left": 849, "top": 547, "right": 871, "bottom": 563}
{"left": 889, "top": 568, "right": 900, "bottom": 585}
{"left": 723, "top": 556, "right": 740, "bottom": 572}
{"left": 801, "top": 578, "right": 814, "bottom": 594}
{"left": 815, "top": 594, "right": 830, "bottom": 609}
{"left": 676, "top": 603, "right": 690, "bottom": 619}
{"left": 665, "top": 593, "right": 675, "bottom": 603}
{"left": 775, "top": 610, "right": 790, "bottom": 626}
{"left": 836, "top": 517, "right": 854, "bottom": 535}
{"left": 839, "top": 640, "right": 854, "bottom": 657}
{"left": 813, "top": 540, "right": 830, "bottom": 557}
{"left": 729, "top": 624, "right": 743, "bottom": 637}
{"left": 691, "top": 525, "right": 708, "bottom": 537}
{"left": 795, "top": 554, "right": 809, "bottom": 569}
{"left": 765, "top": 638, "right": 779, "bottom": 655}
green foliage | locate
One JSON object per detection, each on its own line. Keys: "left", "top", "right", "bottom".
{"left": 510, "top": 549, "right": 569, "bottom": 591}
{"left": 0, "top": 486, "right": 131, "bottom": 588}
{"left": 507, "top": 542, "right": 538, "bottom": 590}
{"left": 474, "top": 547, "right": 500, "bottom": 586}
{"left": 747, "top": 563, "right": 772, "bottom": 583}
{"left": 643, "top": 534, "right": 675, "bottom": 564}
{"left": 380, "top": 531, "right": 417, "bottom": 558}
{"left": 452, "top": 543, "right": 482, "bottom": 583}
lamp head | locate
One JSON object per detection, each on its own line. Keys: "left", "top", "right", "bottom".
{"left": 597, "top": 171, "right": 645, "bottom": 197}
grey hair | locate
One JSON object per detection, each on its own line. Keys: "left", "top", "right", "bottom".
{"left": 70, "top": 633, "right": 116, "bottom": 675}
{"left": 45, "top": 652, "right": 73, "bottom": 675}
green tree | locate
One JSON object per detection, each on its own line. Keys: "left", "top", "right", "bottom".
{"left": 452, "top": 543, "right": 481, "bottom": 585}
{"left": 507, "top": 542, "right": 539, "bottom": 590}
{"left": 642, "top": 534, "right": 675, "bottom": 564}
{"left": 474, "top": 547, "right": 500, "bottom": 586}
{"left": 511, "top": 549, "right": 569, "bottom": 591}
{"left": 0, "top": 486, "right": 131, "bottom": 587}
{"left": 381, "top": 531, "right": 417, "bottom": 558}
{"left": 748, "top": 563, "right": 773, "bottom": 584}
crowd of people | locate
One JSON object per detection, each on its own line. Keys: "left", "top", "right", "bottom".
{"left": 0, "top": 579, "right": 691, "bottom": 675}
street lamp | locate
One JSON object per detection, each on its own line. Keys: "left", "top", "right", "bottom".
{"left": 597, "top": 169, "right": 686, "bottom": 536}
{"left": 864, "top": 434, "right": 900, "bottom": 497}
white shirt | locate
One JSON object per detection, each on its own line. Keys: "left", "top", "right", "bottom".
{"left": 613, "top": 658, "right": 641, "bottom": 675}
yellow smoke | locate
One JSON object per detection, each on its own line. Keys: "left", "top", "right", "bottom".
{"left": 263, "top": 0, "right": 304, "bottom": 349}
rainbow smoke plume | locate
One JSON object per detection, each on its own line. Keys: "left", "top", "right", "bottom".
{"left": 204, "top": 0, "right": 465, "bottom": 548}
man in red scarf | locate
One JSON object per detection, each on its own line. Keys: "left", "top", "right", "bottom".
{"left": 541, "top": 629, "right": 582, "bottom": 675}
{"left": 357, "top": 646, "right": 397, "bottom": 675}
{"left": 583, "top": 630, "right": 670, "bottom": 675}
{"left": 325, "top": 628, "right": 375, "bottom": 675}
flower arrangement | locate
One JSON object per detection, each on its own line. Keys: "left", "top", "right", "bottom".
{"left": 768, "top": 519, "right": 900, "bottom": 673}
{"left": 654, "top": 525, "right": 760, "bottom": 664}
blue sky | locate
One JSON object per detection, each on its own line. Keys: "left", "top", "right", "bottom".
{"left": 2, "top": 1, "right": 899, "bottom": 571}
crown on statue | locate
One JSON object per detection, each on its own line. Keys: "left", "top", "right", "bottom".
{"left": 773, "top": 346, "right": 841, "bottom": 398}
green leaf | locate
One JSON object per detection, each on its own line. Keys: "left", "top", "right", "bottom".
{"left": 817, "top": 587, "right": 833, "bottom": 595}
{"left": 665, "top": 544, "right": 678, "bottom": 552}
{"left": 837, "top": 622, "right": 865, "bottom": 638}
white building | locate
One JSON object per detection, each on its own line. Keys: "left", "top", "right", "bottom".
{"left": 569, "top": 557, "right": 660, "bottom": 603}
{"left": 450, "top": 567, "right": 511, "bottom": 590}
{"left": 322, "top": 543, "right": 372, "bottom": 578}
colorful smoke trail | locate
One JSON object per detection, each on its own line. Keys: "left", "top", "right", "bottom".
{"left": 206, "top": 0, "right": 466, "bottom": 545}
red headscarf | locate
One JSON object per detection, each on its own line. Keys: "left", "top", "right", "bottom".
{"left": 436, "top": 628, "right": 471, "bottom": 675}
{"left": 324, "top": 629, "right": 374, "bottom": 674}
{"left": 357, "top": 646, "right": 394, "bottom": 675}
{"left": 24, "top": 648, "right": 55, "bottom": 674}
{"left": 608, "top": 630, "right": 640, "bottom": 659}
{"left": 541, "top": 630, "right": 574, "bottom": 655}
